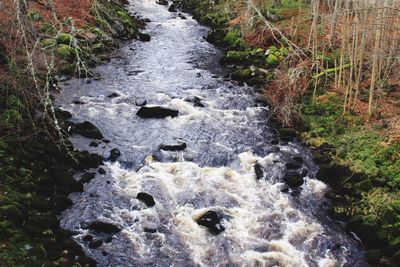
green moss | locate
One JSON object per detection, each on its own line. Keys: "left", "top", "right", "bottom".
{"left": 56, "top": 33, "right": 73, "bottom": 45}
{"left": 41, "top": 38, "right": 56, "bottom": 48}
{"left": 27, "top": 9, "right": 42, "bottom": 21}
{"left": 266, "top": 54, "right": 279, "bottom": 66}
{"left": 224, "top": 29, "right": 244, "bottom": 48}
{"left": 56, "top": 44, "right": 74, "bottom": 58}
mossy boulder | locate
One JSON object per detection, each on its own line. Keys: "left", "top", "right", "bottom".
{"left": 41, "top": 38, "right": 56, "bottom": 48}
{"left": 56, "top": 33, "right": 73, "bottom": 45}
{"left": 57, "top": 44, "right": 74, "bottom": 58}
{"left": 231, "top": 67, "right": 260, "bottom": 82}
{"left": 224, "top": 29, "right": 244, "bottom": 48}
{"left": 266, "top": 54, "right": 279, "bottom": 67}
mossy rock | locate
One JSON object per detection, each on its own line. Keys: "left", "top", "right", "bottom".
{"left": 231, "top": 68, "right": 259, "bottom": 82}
{"left": 57, "top": 44, "right": 74, "bottom": 58}
{"left": 41, "top": 38, "right": 56, "bottom": 48}
{"left": 224, "top": 29, "right": 244, "bottom": 48}
{"left": 91, "top": 43, "right": 104, "bottom": 52}
{"left": 56, "top": 33, "right": 73, "bottom": 45}
{"left": 266, "top": 54, "right": 279, "bottom": 67}
{"left": 226, "top": 50, "right": 248, "bottom": 63}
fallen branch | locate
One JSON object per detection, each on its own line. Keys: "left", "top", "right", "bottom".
{"left": 312, "top": 64, "right": 352, "bottom": 79}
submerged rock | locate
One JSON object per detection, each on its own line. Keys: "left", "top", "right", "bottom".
{"left": 196, "top": 210, "right": 225, "bottom": 235}
{"left": 88, "top": 221, "right": 121, "bottom": 233}
{"left": 135, "top": 98, "right": 147, "bottom": 106}
{"left": 137, "top": 192, "right": 156, "bottom": 207}
{"left": 160, "top": 142, "right": 187, "bottom": 151}
{"left": 184, "top": 96, "right": 205, "bottom": 107}
{"left": 75, "top": 121, "right": 103, "bottom": 140}
{"left": 107, "top": 92, "right": 120, "bottom": 98}
{"left": 137, "top": 106, "right": 179, "bottom": 119}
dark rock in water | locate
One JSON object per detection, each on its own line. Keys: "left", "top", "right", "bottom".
{"left": 54, "top": 108, "right": 72, "bottom": 121}
{"left": 88, "top": 221, "right": 121, "bottom": 233}
{"left": 278, "top": 128, "right": 297, "bottom": 141}
{"left": 80, "top": 172, "right": 96, "bottom": 184}
{"left": 254, "top": 162, "right": 264, "bottom": 180}
{"left": 88, "top": 239, "right": 103, "bottom": 249}
{"left": 283, "top": 172, "right": 305, "bottom": 188}
{"left": 292, "top": 156, "right": 304, "bottom": 163}
{"left": 144, "top": 227, "right": 157, "bottom": 233}
{"left": 184, "top": 96, "right": 205, "bottom": 107}
{"left": 268, "top": 146, "right": 280, "bottom": 153}
{"left": 76, "top": 151, "right": 104, "bottom": 169}
{"left": 103, "top": 139, "right": 110, "bottom": 143}
{"left": 137, "top": 192, "right": 156, "bottom": 207}
{"left": 135, "top": 98, "right": 147, "bottom": 106}
{"left": 168, "top": 4, "right": 177, "bottom": 12}
{"left": 156, "top": 0, "right": 168, "bottom": 5}
{"left": 301, "top": 169, "right": 308, "bottom": 177}
{"left": 160, "top": 143, "right": 187, "bottom": 151}
{"left": 83, "top": 234, "right": 94, "bottom": 242}
{"left": 107, "top": 92, "right": 120, "bottom": 98}
{"left": 105, "top": 236, "right": 113, "bottom": 243}
{"left": 316, "top": 163, "right": 352, "bottom": 187}
{"left": 109, "top": 148, "right": 121, "bottom": 162}
{"left": 178, "top": 13, "right": 187, "bottom": 19}
{"left": 196, "top": 210, "right": 225, "bottom": 235}
{"left": 73, "top": 100, "right": 86, "bottom": 105}
{"left": 102, "top": 251, "right": 108, "bottom": 256}
{"left": 75, "top": 121, "right": 103, "bottom": 139}
{"left": 89, "top": 141, "right": 99, "bottom": 147}
{"left": 137, "top": 106, "right": 179, "bottom": 119}
{"left": 270, "top": 139, "right": 279, "bottom": 145}
{"left": 285, "top": 162, "right": 301, "bottom": 170}
{"left": 281, "top": 184, "right": 289, "bottom": 193}
{"left": 98, "top": 168, "right": 106, "bottom": 174}
{"left": 205, "top": 29, "right": 227, "bottom": 46}
{"left": 138, "top": 32, "right": 151, "bottom": 42}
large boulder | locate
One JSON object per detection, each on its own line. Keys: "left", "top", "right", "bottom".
{"left": 137, "top": 106, "right": 179, "bottom": 119}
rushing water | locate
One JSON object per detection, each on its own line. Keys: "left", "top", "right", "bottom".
{"left": 57, "top": 0, "right": 367, "bottom": 266}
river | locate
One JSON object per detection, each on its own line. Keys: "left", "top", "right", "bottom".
{"left": 56, "top": 0, "right": 366, "bottom": 266}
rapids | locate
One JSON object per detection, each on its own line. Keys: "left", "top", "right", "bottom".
{"left": 56, "top": 0, "right": 367, "bottom": 266}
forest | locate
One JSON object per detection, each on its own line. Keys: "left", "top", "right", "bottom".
{"left": 0, "top": 0, "right": 399, "bottom": 266}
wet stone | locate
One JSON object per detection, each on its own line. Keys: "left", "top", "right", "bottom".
{"left": 254, "top": 162, "right": 264, "bottom": 180}
{"left": 159, "top": 142, "right": 187, "bottom": 151}
{"left": 184, "top": 96, "right": 205, "bottom": 107}
{"left": 285, "top": 162, "right": 301, "bottom": 170}
{"left": 137, "top": 192, "right": 156, "bottom": 207}
{"left": 107, "top": 92, "right": 120, "bottom": 98}
{"left": 83, "top": 234, "right": 94, "bottom": 242}
{"left": 88, "top": 221, "right": 121, "bottom": 234}
{"left": 109, "top": 148, "right": 121, "bottom": 162}
{"left": 80, "top": 172, "right": 96, "bottom": 184}
{"left": 138, "top": 32, "right": 151, "bottom": 42}
{"left": 168, "top": 4, "right": 177, "bottom": 12}
{"left": 196, "top": 210, "right": 225, "bottom": 235}
{"left": 156, "top": 0, "right": 168, "bottom": 5}
{"left": 89, "top": 141, "right": 99, "bottom": 147}
{"left": 98, "top": 168, "right": 106, "bottom": 174}
{"left": 144, "top": 227, "right": 157, "bottom": 233}
{"left": 88, "top": 239, "right": 103, "bottom": 249}
{"left": 283, "top": 172, "right": 305, "bottom": 189}
{"left": 75, "top": 121, "right": 103, "bottom": 140}
{"left": 137, "top": 106, "right": 179, "bottom": 119}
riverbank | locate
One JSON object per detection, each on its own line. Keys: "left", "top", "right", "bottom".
{"left": 176, "top": 0, "right": 400, "bottom": 266}
{"left": 0, "top": 0, "right": 143, "bottom": 265}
